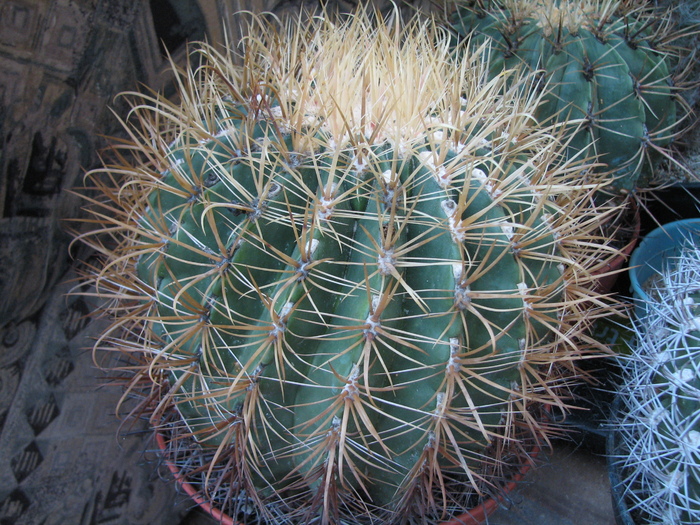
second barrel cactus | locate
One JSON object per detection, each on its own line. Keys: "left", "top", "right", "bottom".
{"left": 449, "top": 0, "right": 693, "bottom": 195}
{"left": 78, "top": 11, "right": 621, "bottom": 524}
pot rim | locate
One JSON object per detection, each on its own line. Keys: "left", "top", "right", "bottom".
{"left": 629, "top": 217, "right": 700, "bottom": 315}
{"left": 155, "top": 432, "right": 540, "bottom": 525}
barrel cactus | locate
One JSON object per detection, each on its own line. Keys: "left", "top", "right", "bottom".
{"left": 613, "top": 240, "right": 700, "bottom": 524}
{"left": 449, "top": 0, "right": 693, "bottom": 196}
{"left": 77, "top": 11, "right": 621, "bottom": 525}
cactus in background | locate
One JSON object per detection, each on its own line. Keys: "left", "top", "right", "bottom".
{"left": 614, "top": 241, "right": 700, "bottom": 524}
{"left": 77, "top": 11, "right": 621, "bottom": 525}
{"left": 449, "top": 0, "right": 695, "bottom": 196}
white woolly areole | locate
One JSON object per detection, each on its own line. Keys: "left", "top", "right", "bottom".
{"left": 270, "top": 301, "right": 293, "bottom": 339}
{"left": 441, "top": 199, "right": 465, "bottom": 243}
{"left": 267, "top": 182, "right": 282, "bottom": 199}
{"left": 441, "top": 198, "right": 457, "bottom": 216}
{"left": 318, "top": 197, "right": 335, "bottom": 221}
{"left": 431, "top": 129, "right": 446, "bottom": 143}
{"left": 419, "top": 151, "right": 452, "bottom": 188}
{"left": 471, "top": 167, "right": 501, "bottom": 198}
{"left": 434, "top": 392, "right": 446, "bottom": 416}
{"left": 169, "top": 156, "right": 185, "bottom": 170}
{"left": 446, "top": 337, "right": 461, "bottom": 375}
{"left": 450, "top": 141, "right": 467, "bottom": 154}
{"left": 364, "top": 294, "right": 382, "bottom": 341}
{"left": 685, "top": 430, "right": 700, "bottom": 448}
{"left": 212, "top": 126, "right": 236, "bottom": 140}
{"left": 418, "top": 151, "right": 435, "bottom": 169}
{"left": 540, "top": 212, "right": 559, "bottom": 240}
{"left": 500, "top": 221, "right": 515, "bottom": 240}
{"left": 342, "top": 365, "right": 360, "bottom": 401}
{"left": 655, "top": 350, "right": 672, "bottom": 365}
{"left": 518, "top": 282, "right": 532, "bottom": 311}
{"left": 690, "top": 316, "right": 700, "bottom": 332}
{"left": 453, "top": 264, "right": 471, "bottom": 309}
{"left": 677, "top": 367, "right": 695, "bottom": 383}
{"left": 317, "top": 183, "right": 338, "bottom": 222}
{"left": 470, "top": 167, "right": 487, "bottom": 182}
{"left": 669, "top": 470, "right": 685, "bottom": 490}
{"left": 353, "top": 155, "right": 369, "bottom": 173}
{"left": 648, "top": 407, "right": 667, "bottom": 427}
{"left": 378, "top": 248, "right": 397, "bottom": 276}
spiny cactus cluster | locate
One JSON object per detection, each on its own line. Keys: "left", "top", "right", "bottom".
{"left": 449, "top": 0, "right": 694, "bottom": 196}
{"left": 614, "top": 241, "right": 700, "bottom": 525}
{"left": 77, "top": 11, "right": 621, "bottom": 525}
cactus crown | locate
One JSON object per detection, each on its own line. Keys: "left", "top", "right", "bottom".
{"left": 76, "top": 10, "right": 621, "bottom": 525}
{"left": 474, "top": 1, "right": 652, "bottom": 35}
{"left": 498, "top": 0, "right": 617, "bottom": 34}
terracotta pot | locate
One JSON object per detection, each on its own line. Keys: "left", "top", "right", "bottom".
{"left": 592, "top": 198, "right": 641, "bottom": 294}
{"left": 155, "top": 432, "right": 539, "bottom": 525}
{"left": 156, "top": 432, "right": 235, "bottom": 525}
{"left": 440, "top": 449, "right": 539, "bottom": 525}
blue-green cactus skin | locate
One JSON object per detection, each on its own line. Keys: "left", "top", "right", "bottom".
{"left": 450, "top": 0, "right": 681, "bottom": 194}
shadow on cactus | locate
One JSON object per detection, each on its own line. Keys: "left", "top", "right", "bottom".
{"left": 449, "top": 0, "right": 698, "bottom": 197}
{"left": 73, "top": 10, "right": 623, "bottom": 525}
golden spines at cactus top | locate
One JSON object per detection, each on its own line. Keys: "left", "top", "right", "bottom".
{"left": 77, "top": 9, "right": 623, "bottom": 525}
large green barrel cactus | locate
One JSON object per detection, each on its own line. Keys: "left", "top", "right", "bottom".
{"left": 78, "top": 11, "right": 620, "bottom": 525}
{"left": 449, "top": 0, "right": 692, "bottom": 195}
{"left": 614, "top": 241, "right": 700, "bottom": 524}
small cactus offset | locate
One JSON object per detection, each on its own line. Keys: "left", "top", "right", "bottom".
{"left": 614, "top": 242, "right": 700, "bottom": 524}
{"left": 77, "top": 11, "right": 621, "bottom": 525}
{"left": 449, "top": 0, "right": 695, "bottom": 195}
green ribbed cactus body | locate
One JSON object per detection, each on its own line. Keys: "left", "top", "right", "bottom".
{"left": 135, "top": 100, "right": 563, "bottom": 506}
{"left": 450, "top": 0, "right": 679, "bottom": 194}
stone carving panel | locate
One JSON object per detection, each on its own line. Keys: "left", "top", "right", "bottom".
{"left": 0, "top": 1, "right": 45, "bottom": 54}
{"left": 0, "top": 0, "right": 152, "bottom": 328}
{"left": 0, "top": 274, "right": 188, "bottom": 525}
